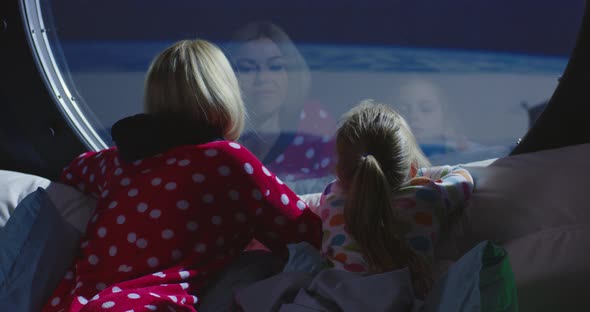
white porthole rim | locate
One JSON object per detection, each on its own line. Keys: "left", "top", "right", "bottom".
{"left": 19, "top": 0, "right": 108, "bottom": 152}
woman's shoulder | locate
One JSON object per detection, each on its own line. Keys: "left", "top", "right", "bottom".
{"left": 297, "top": 100, "right": 337, "bottom": 137}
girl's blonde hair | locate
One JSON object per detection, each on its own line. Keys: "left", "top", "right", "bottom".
{"left": 336, "top": 100, "right": 432, "bottom": 291}
{"left": 144, "top": 39, "right": 245, "bottom": 141}
{"left": 229, "top": 22, "right": 310, "bottom": 131}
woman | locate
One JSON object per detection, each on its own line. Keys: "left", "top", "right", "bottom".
{"left": 227, "top": 22, "right": 336, "bottom": 189}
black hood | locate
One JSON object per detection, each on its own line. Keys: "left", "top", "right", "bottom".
{"left": 111, "top": 113, "right": 223, "bottom": 163}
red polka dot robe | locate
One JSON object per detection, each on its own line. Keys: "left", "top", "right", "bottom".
{"left": 43, "top": 140, "right": 322, "bottom": 312}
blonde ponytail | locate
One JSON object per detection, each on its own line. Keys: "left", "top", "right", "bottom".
{"left": 344, "top": 155, "right": 399, "bottom": 271}
{"left": 337, "top": 100, "right": 433, "bottom": 293}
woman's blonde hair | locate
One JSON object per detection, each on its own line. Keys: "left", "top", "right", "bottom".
{"left": 228, "top": 22, "right": 310, "bottom": 131}
{"left": 336, "top": 100, "right": 432, "bottom": 291}
{"left": 144, "top": 39, "right": 245, "bottom": 141}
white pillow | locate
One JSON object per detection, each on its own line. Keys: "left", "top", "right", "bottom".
{"left": 0, "top": 170, "right": 96, "bottom": 233}
{"left": 456, "top": 143, "right": 590, "bottom": 251}
{"left": 298, "top": 192, "right": 322, "bottom": 215}
{"left": 439, "top": 143, "right": 590, "bottom": 312}
{"left": 0, "top": 170, "right": 50, "bottom": 227}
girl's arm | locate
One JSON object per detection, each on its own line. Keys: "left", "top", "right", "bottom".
{"left": 399, "top": 166, "right": 474, "bottom": 261}
{"left": 433, "top": 166, "right": 473, "bottom": 201}
{"left": 60, "top": 149, "right": 112, "bottom": 198}
{"left": 416, "top": 165, "right": 454, "bottom": 180}
{"left": 416, "top": 165, "right": 474, "bottom": 216}
{"left": 224, "top": 143, "right": 323, "bottom": 257}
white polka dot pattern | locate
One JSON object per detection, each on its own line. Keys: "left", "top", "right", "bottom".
{"left": 252, "top": 189, "right": 262, "bottom": 200}
{"left": 118, "top": 265, "right": 132, "bottom": 272}
{"left": 127, "top": 293, "right": 141, "bottom": 299}
{"left": 147, "top": 257, "right": 159, "bottom": 268}
{"left": 195, "top": 243, "right": 206, "bottom": 253}
{"left": 297, "top": 200, "right": 306, "bottom": 210}
{"left": 172, "top": 249, "right": 182, "bottom": 260}
{"left": 149, "top": 209, "right": 161, "bottom": 219}
{"left": 202, "top": 194, "right": 214, "bottom": 204}
{"left": 281, "top": 194, "right": 290, "bottom": 205}
{"left": 205, "top": 149, "right": 218, "bottom": 157}
{"left": 244, "top": 163, "right": 254, "bottom": 174}
{"left": 211, "top": 216, "right": 222, "bottom": 225}
{"left": 51, "top": 297, "right": 60, "bottom": 306}
{"left": 166, "top": 158, "right": 176, "bottom": 165}
{"left": 127, "top": 233, "right": 137, "bottom": 243}
{"left": 137, "top": 202, "right": 148, "bottom": 212}
{"left": 192, "top": 173, "right": 205, "bottom": 183}
{"left": 77, "top": 296, "right": 88, "bottom": 305}
{"left": 161, "top": 229, "right": 174, "bottom": 240}
{"left": 228, "top": 190, "right": 239, "bottom": 200}
{"left": 176, "top": 200, "right": 189, "bottom": 210}
{"left": 179, "top": 271, "right": 190, "bottom": 279}
{"left": 136, "top": 238, "right": 148, "bottom": 249}
{"left": 186, "top": 221, "right": 198, "bottom": 231}
{"left": 88, "top": 255, "right": 99, "bottom": 265}
{"left": 218, "top": 166, "right": 231, "bottom": 176}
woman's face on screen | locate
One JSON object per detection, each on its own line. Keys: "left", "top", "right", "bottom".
{"left": 234, "top": 38, "right": 289, "bottom": 121}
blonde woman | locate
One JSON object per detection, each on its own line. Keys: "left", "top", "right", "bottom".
{"left": 316, "top": 100, "right": 474, "bottom": 297}
{"left": 228, "top": 22, "right": 337, "bottom": 185}
{"left": 43, "top": 40, "right": 322, "bottom": 312}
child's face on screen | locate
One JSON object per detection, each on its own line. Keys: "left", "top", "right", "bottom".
{"left": 396, "top": 80, "right": 446, "bottom": 142}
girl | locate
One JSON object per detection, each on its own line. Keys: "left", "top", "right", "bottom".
{"left": 317, "top": 100, "right": 474, "bottom": 295}
{"left": 43, "top": 39, "right": 322, "bottom": 312}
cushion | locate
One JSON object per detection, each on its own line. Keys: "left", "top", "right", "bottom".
{"left": 45, "top": 182, "right": 97, "bottom": 233}
{"left": 502, "top": 225, "right": 590, "bottom": 312}
{"left": 0, "top": 188, "right": 81, "bottom": 312}
{"left": 297, "top": 193, "right": 322, "bottom": 215}
{"left": 426, "top": 241, "right": 518, "bottom": 312}
{"left": 0, "top": 170, "right": 97, "bottom": 233}
{"left": 458, "top": 143, "right": 590, "bottom": 248}
{"left": 438, "top": 143, "right": 590, "bottom": 311}
{"left": 0, "top": 170, "right": 50, "bottom": 227}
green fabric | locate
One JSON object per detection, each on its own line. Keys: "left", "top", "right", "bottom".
{"left": 480, "top": 242, "right": 519, "bottom": 312}
{"left": 424, "top": 241, "right": 518, "bottom": 312}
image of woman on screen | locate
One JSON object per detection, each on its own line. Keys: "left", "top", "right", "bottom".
{"left": 226, "top": 22, "right": 336, "bottom": 192}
